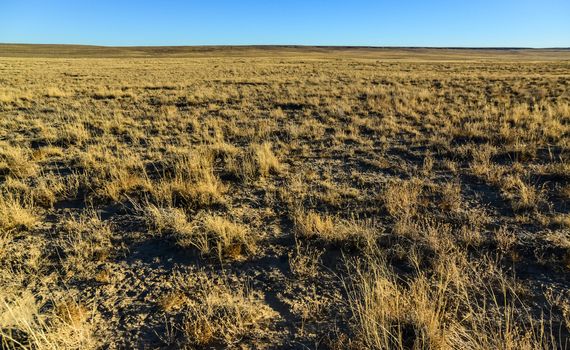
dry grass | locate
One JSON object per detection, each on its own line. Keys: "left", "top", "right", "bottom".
{"left": 180, "top": 277, "right": 278, "bottom": 347}
{"left": 0, "top": 144, "right": 39, "bottom": 179}
{"left": 0, "top": 292, "right": 95, "bottom": 350}
{"left": 346, "top": 253, "right": 557, "bottom": 349}
{"left": 294, "top": 210, "right": 376, "bottom": 250}
{"left": 144, "top": 205, "right": 256, "bottom": 260}
{"left": 0, "top": 194, "right": 40, "bottom": 233}
{"left": 0, "top": 46, "right": 568, "bottom": 348}
{"left": 179, "top": 213, "right": 255, "bottom": 260}
{"left": 143, "top": 204, "right": 191, "bottom": 236}
{"left": 251, "top": 142, "right": 282, "bottom": 177}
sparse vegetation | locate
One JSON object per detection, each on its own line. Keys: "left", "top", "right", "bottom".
{"left": 0, "top": 194, "right": 40, "bottom": 233}
{"left": 177, "top": 212, "right": 255, "bottom": 260}
{"left": 179, "top": 276, "right": 278, "bottom": 346}
{"left": 0, "top": 45, "right": 568, "bottom": 348}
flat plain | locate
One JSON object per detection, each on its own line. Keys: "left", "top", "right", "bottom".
{"left": 0, "top": 45, "right": 569, "bottom": 349}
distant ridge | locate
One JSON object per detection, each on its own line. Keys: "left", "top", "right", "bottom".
{"left": 1, "top": 43, "right": 569, "bottom": 60}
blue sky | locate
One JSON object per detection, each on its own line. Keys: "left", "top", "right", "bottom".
{"left": 1, "top": 1, "right": 569, "bottom": 47}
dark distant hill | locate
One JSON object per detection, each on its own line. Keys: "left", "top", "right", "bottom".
{"left": 1, "top": 43, "right": 569, "bottom": 60}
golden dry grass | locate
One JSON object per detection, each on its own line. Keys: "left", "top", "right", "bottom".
{"left": 0, "top": 45, "right": 569, "bottom": 349}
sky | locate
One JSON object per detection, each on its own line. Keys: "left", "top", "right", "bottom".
{"left": 1, "top": 0, "right": 569, "bottom": 47}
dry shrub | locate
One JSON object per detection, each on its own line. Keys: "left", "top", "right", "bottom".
{"left": 92, "top": 87, "right": 124, "bottom": 100}
{"left": 209, "top": 140, "right": 239, "bottom": 161}
{"left": 269, "top": 107, "right": 285, "bottom": 119}
{"left": 157, "top": 292, "right": 187, "bottom": 313}
{"left": 56, "top": 122, "right": 89, "bottom": 146}
{"left": 0, "top": 88, "right": 32, "bottom": 103}
{"left": 1, "top": 174, "right": 67, "bottom": 209}
{"left": 317, "top": 179, "right": 361, "bottom": 208}
{"left": 159, "top": 105, "right": 178, "bottom": 119}
{"left": 32, "top": 174, "right": 67, "bottom": 208}
{"left": 143, "top": 205, "right": 254, "bottom": 260}
{"left": 469, "top": 144, "right": 499, "bottom": 180}
{"left": 545, "top": 161, "right": 570, "bottom": 179}
{"left": 411, "top": 218, "right": 456, "bottom": 253}
{"left": 494, "top": 226, "right": 518, "bottom": 253}
{"left": 77, "top": 146, "right": 150, "bottom": 202}
{"left": 561, "top": 185, "right": 570, "bottom": 200}
{"left": 45, "top": 86, "right": 69, "bottom": 98}
{"left": 163, "top": 174, "right": 226, "bottom": 208}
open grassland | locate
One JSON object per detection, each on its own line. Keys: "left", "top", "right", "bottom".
{"left": 0, "top": 46, "right": 569, "bottom": 349}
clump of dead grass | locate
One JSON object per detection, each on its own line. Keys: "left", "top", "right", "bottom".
{"left": 239, "top": 142, "right": 282, "bottom": 181}
{"left": 59, "top": 210, "right": 113, "bottom": 276}
{"left": 0, "top": 194, "right": 40, "bottom": 233}
{"left": 501, "top": 175, "right": 545, "bottom": 212}
{"left": 183, "top": 281, "right": 276, "bottom": 346}
{"left": 294, "top": 210, "right": 376, "bottom": 250}
{"left": 178, "top": 213, "right": 254, "bottom": 260}
{"left": 152, "top": 150, "right": 227, "bottom": 207}
{"left": 346, "top": 252, "right": 558, "bottom": 349}
{"left": 0, "top": 290, "right": 96, "bottom": 349}
{"left": 144, "top": 204, "right": 256, "bottom": 260}
{"left": 382, "top": 179, "right": 423, "bottom": 234}
{"left": 166, "top": 272, "right": 277, "bottom": 347}
{"left": 143, "top": 204, "right": 192, "bottom": 236}
{"left": 0, "top": 144, "right": 39, "bottom": 179}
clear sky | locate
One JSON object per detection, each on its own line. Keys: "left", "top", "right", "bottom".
{"left": 1, "top": 0, "right": 569, "bottom": 47}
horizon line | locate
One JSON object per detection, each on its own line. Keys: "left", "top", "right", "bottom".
{"left": 2, "top": 43, "right": 569, "bottom": 50}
